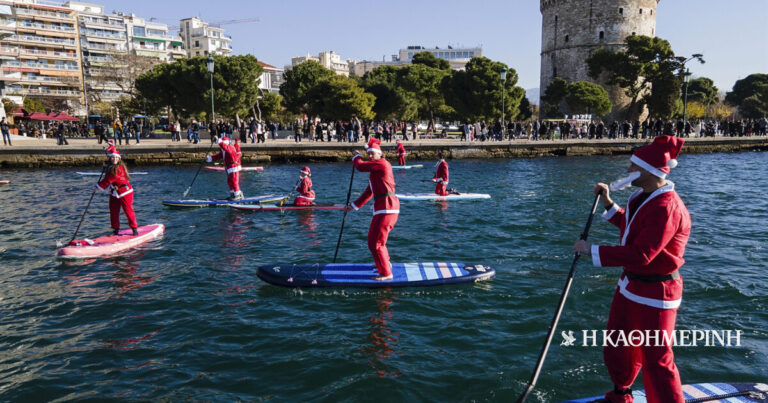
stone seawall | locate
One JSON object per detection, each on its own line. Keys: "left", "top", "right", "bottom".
{"left": 0, "top": 137, "right": 767, "bottom": 168}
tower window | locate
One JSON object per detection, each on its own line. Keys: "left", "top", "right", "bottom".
{"left": 619, "top": 7, "right": 623, "bottom": 14}
{"left": 639, "top": 9, "right": 643, "bottom": 14}
{"left": 553, "top": 67, "right": 557, "bottom": 78}
{"left": 564, "top": 35, "right": 569, "bottom": 43}
{"left": 555, "top": 15, "right": 558, "bottom": 22}
{"left": 599, "top": 31, "right": 604, "bottom": 40}
{"left": 631, "top": 32, "right": 636, "bottom": 35}
{"left": 650, "top": 9, "right": 653, "bottom": 15}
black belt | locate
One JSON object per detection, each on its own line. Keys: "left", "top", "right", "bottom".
{"left": 374, "top": 192, "right": 395, "bottom": 200}
{"left": 624, "top": 271, "right": 679, "bottom": 283}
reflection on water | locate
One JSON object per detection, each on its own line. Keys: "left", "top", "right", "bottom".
{"left": 359, "top": 293, "right": 402, "bottom": 378}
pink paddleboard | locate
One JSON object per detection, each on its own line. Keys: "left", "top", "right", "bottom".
{"left": 0, "top": 180, "right": 9, "bottom": 186}
{"left": 204, "top": 166, "right": 263, "bottom": 172}
{"left": 229, "top": 203, "right": 345, "bottom": 211}
{"left": 57, "top": 223, "right": 165, "bottom": 259}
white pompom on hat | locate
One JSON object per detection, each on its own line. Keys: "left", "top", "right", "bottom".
{"left": 366, "top": 138, "right": 382, "bottom": 154}
{"left": 630, "top": 135, "right": 684, "bottom": 178}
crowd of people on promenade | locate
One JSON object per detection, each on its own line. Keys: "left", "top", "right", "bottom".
{"left": 1, "top": 115, "right": 766, "bottom": 146}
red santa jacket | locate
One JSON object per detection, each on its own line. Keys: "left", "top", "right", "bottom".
{"left": 97, "top": 164, "right": 133, "bottom": 198}
{"left": 208, "top": 139, "right": 241, "bottom": 173}
{"left": 433, "top": 160, "right": 449, "bottom": 184}
{"left": 591, "top": 182, "right": 690, "bottom": 309}
{"left": 396, "top": 142, "right": 405, "bottom": 156}
{"left": 295, "top": 176, "right": 315, "bottom": 201}
{"left": 351, "top": 155, "right": 399, "bottom": 215}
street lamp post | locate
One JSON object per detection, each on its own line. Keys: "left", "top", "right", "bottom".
{"left": 682, "top": 68, "right": 692, "bottom": 133}
{"left": 500, "top": 68, "right": 507, "bottom": 139}
{"left": 207, "top": 55, "right": 215, "bottom": 124}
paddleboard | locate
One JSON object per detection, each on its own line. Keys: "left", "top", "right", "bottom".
{"left": 396, "top": 193, "right": 491, "bottom": 201}
{"left": 77, "top": 171, "right": 148, "bottom": 175}
{"left": 391, "top": 164, "right": 423, "bottom": 170}
{"left": 229, "top": 203, "right": 345, "bottom": 211}
{"left": 57, "top": 223, "right": 164, "bottom": 259}
{"left": 566, "top": 382, "right": 768, "bottom": 402}
{"left": 162, "top": 194, "right": 287, "bottom": 208}
{"left": 257, "top": 262, "right": 494, "bottom": 288}
{"left": 0, "top": 180, "right": 9, "bottom": 186}
{"left": 204, "top": 166, "right": 264, "bottom": 172}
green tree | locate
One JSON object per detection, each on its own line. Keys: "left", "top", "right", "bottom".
{"left": 411, "top": 51, "right": 451, "bottom": 70}
{"left": 443, "top": 57, "right": 524, "bottom": 122}
{"left": 739, "top": 83, "right": 768, "bottom": 118}
{"left": 725, "top": 73, "right": 768, "bottom": 106}
{"left": 2, "top": 98, "right": 15, "bottom": 117}
{"left": 279, "top": 60, "right": 335, "bottom": 115}
{"left": 646, "top": 64, "right": 682, "bottom": 118}
{"left": 517, "top": 97, "right": 533, "bottom": 121}
{"left": 256, "top": 92, "right": 282, "bottom": 122}
{"left": 360, "top": 65, "right": 417, "bottom": 121}
{"left": 686, "top": 77, "right": 719, "bottom": 105}
{"left": 587, "top": 35, "right": 698, "bottom": 119}
{"left": 540, "top": 77, "right": 569, "bottom": 118}
{"left": 399, "top": 59, "right": 451, "bottom": 129}
{"left": 565, "top": 81, "right": 612, "bottom": 116}
{"left": 308, "top": 75, "right": 375, "bottom": 121}
{"left": 23, "top": 97, "right": 47, "bottom": 113}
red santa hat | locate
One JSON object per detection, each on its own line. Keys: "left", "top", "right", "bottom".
{"left": 218, "top": 137, "right": 230, "bottom": 145}
{"left": 300, "top": 166, "right": 311, "bottom": 176}
{"left": 396, "top": 139, "right": 401, "bottom": 143}
{"left": 630, "top": 135, "right": 684, "bottom": 178}
{"left": 366, "top": 138, "right": 382, "bottom": 154}
{"left": 104, "top": 143, "right": 120, "bottom": 158}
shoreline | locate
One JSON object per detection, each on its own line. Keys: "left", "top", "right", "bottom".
{"left": 0, "top": 136, "right": 767, "bottom": 168}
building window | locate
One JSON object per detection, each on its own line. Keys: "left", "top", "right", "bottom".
{"left": 564, "top": 35, "right": 569, "bottom": 42}
{"left": 650, "top": 9, "right": 653, "bottom": 15}
{"left": 133, "top": 26, "right": 145, "bottom": 36}
{"left": 639, "top": 9, "right": 643, "bottom": 14}
{"left": 555, "top": 15, "right": 558, "bottom": 22}
{"left": 599, "top": 31, "right": 604, "bottom": 40}
{"left": 632, "top": 32, "right": 635, "bottom": 35}
{"left": 195, "top": 40, "right": 199, "bottom": 47}
{"left": 619, "top": 7, "right": 623, "bottom": 14}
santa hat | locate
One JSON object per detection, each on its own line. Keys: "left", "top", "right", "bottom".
{"left": 396, "top": 139, "right": 401, "bottom": 143}
{"left": 218, "top": 137, "right": 230, "bottom": 145}
{"left": 630, "top": 135, "right": 684, "bottom": 178}
{"left": 300, "top": 166, "right": 311, "bottom": 176}
{"left": 104, "top": 143, "right": 120, "bottom": 158}
{"left": 366, "top": 138, "right": 382, "bottom": 154}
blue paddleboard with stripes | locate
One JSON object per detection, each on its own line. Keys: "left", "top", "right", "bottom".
{"left": 257, "top": 262, "right": 495, "bottom": 288}
{"left": 565, "top": 382, "right": 768, "bottom": 402}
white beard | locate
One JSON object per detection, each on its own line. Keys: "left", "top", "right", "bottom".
{"left": 609, "top": 171, "right": 641, "bottom": 191}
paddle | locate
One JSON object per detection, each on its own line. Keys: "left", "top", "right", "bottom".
{"left": 281, "top": 178, "right": 302, "bottom": 207}
{"left": 516, "top": 191, "right": 602, "bottom": 403}
{"left": 332, "top": 161, "right": 356, "bottom": 263}
{"left": 67, "top": 164, "right": 108, "bottom": 244}
{"left": 182, "top": 141, "right": 216, "bottom": 197}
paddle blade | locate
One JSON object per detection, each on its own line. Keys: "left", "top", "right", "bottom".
{"left": 182, "top": 187, "right": 190, "bottom": 197}
{"left": 55, "top": 240, "right": 63, "bottom": 248}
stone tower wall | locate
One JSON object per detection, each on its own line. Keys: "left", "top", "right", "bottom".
{"left": 540, "top": 0, "right": 659, "bottom": 120}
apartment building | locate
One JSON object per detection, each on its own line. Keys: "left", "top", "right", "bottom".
{"left": 179, "top": 17, "right": 231, "bottom": 57}
{"left": 394, "top": 45, "right": 482, "bottom": 70}
{"left": 290, "top": 50, "right": 350, "bottom": 77}
{"left": 257, "top": 60, "right": 281, "bottom": 94}
{"left": 0, "top": 0, "right": 84, "bottom": 108}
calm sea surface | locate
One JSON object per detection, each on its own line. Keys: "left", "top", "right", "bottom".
{"left": 0, "top": 152, "right": 766, "bottom": 401}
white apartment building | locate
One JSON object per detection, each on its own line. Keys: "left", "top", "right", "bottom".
{"left": 395, "top": 45, "right": 482, "bottom": 70}
{"left": 290, "top": 50, "right": 350, "bottom": 77}
{"left": 257, "top": 60, "right": 281, "bottom": 93}
{"left": 179, "top": 17, "right": 231, "bottom": 57}
{"left": 349, "top": 60, "right": 392, "bottom": 77}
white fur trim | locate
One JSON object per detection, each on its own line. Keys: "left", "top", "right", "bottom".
{"left": 618, "top": 276, "right": 682, "bottom": 309}
{"left": 366, "top": 147, "right": 382, "bottom": 154}
{"left": 206, "top": 156, "right": 212, "bottom": 163}
{"left": 591, "top": 244, "right": 602, "bottom": 267}
{"left": 373, "top": 209, "right": 399, "bottom": 215}
{"left": 620, "top": 182, "right": 675, "bottom": 246}
{"left": 226, "top": 165, "right": 241, "bottom": 174}
{"left": 351, "top": 202, "right": 360, "bottom": 210}
{"left": 601, "top": 203, "right": 619, "bottom": 220}
{"left": 108, "top": 153, "right": 120, "bottom": 158}
{"left": 113, "top": 188, "right": 133, "bottom": 199}
{"left": 296, "top": 195, "right": 315, "bottom": 200}
{"left": 300, "top": 170, "right": 310, "bottom": 175}
{"left": 630, "top": 154, "right": 667, "bottom": 178}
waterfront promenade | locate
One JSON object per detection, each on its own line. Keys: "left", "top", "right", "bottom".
{"left": 0, "top": 134, "right": 767, "bottom": 167}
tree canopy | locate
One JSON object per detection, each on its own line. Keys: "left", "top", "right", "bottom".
{"left": 565, "top": 81, "right": 612, "bottom": 116}
{"left": 360, "top": 65, "right": 417, "bottom": 121}
{"left": 307, "top": 75, "right": 375, "bottom": 121}
{"left": 444, "top": 57, "right": 524, "bottom": 122}
{"left": 686, "top": 77, "right": 719, "bottom": 105}
{"left": 279, "top": 60, "right": 335, "bottom": 115}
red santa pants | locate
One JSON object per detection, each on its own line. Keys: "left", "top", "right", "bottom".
{"left": 293, "top": 196, "right": 314, "bottom": 206}
{"left": 109, "top": 193, "right": 137, "bottom": 230}
{"left": 603, "top": 290, "right": 683, "bottom": 403}
{"left": 227, "top": 171, "right": 241, "bottom": 193}
{"left": 398, "top": 154, "right": 405, "bottom": 166}
{"left": 368, "top": 213, "right": 398, "bottom": 276}
{"left": 435, "top": 183, "right": 449, "bottom": 196}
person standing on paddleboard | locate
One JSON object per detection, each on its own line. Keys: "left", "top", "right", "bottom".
{"left": 344, "top": 138, "right": 400, "bottom": 281}
{"left": 293, "top": 166, "right": 316, "bottom": 206}
{"left": 395, "top": 139, "right": 406, "bottom": 166}
{"left": 432, "top": 153, "right": 450, "bottom": 196}
{"left": 96, "top": 147, "right": 138, "bottom": 236}
{"left": 206, "top": 136, "right": 243, "bottom": 201}
{"left": 573, "top": 135, "right": 690, "bottom": 403}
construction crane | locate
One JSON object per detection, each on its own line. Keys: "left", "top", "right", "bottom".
{"left": 167, "top": 17, "right": 260, "bottom": 31}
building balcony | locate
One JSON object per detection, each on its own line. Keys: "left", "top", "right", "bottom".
{"left": 2, "top": 60, "right": 80, "bottom": 72}
{"left": 18, "top": 22, "right": 77, "bottom": 33}
{"left": 81, "top": 31, "right": 126, "bottom": 41}
{"left": 15, "top": 8, "right": 74, "bottom": 23}
{"left": 3, "top": 86, "right": 82, "bottom": 98}
{"left": 5, "top": 35, "right": 77, "bottom": 48}
{"left": 18, "top": 48, "right": 77, "bottom": 59}
{"left": 81, "top": 18, "right": 125, "bottom": 30}
{"left": 20, "top": 76, "right": 81, "bottom": 86}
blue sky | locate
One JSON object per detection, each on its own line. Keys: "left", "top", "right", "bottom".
{"left": 96, "top": 0, "right": 767, "bottom": 94}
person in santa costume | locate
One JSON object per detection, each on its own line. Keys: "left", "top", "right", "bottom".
{"left": 344, "top": 138, "right": 400, "bottom": 281}
{"left": 573, "top": 135, "right": 690, "bottom": 403}
{"left": 206, "top": 135, "right": 243, "bottom": 200}
{"left": 432, "top": 152, "right": 450, "bottom": 196}
{"left": 395, "top": 139, "right": 406, "bottom": 166}
{"left": 95, "top": 148, "right": 139, "bottom": 236}
{"left": 293, "top": 166, "right": 315, "bottom": 206}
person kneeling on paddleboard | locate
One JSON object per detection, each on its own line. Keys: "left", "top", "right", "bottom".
{"left": 344, "top": 138, "right": 399, "bottom": 281}
{"left": 206, "top": 136, "right": 243, "bottom": 201}
{"left": 432, "top": 153, "right": 452, "bottom": 196}
{"left": 395, "top": 139, "right": 406, "bottom": 166}
{"left": 573, "top": 135, "right": 690, "bottom": 403}
{"left": 96, "top": 149, "right": 138, "bottom": 236}
{"left": 293, "top": 166, "right": 315, "bottom": 206}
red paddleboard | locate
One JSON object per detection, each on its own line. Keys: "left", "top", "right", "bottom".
{"left": 0, "top": 180, "right": 9, "bottom": 186}
{"left": 204, "top": 166, "right": 263, "bottom": 172}
{"left": 57, "top": 224, "right": 165, "bottom": 259}
{"left": 229, "top": 203, "right": 345, "bottom": 211}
